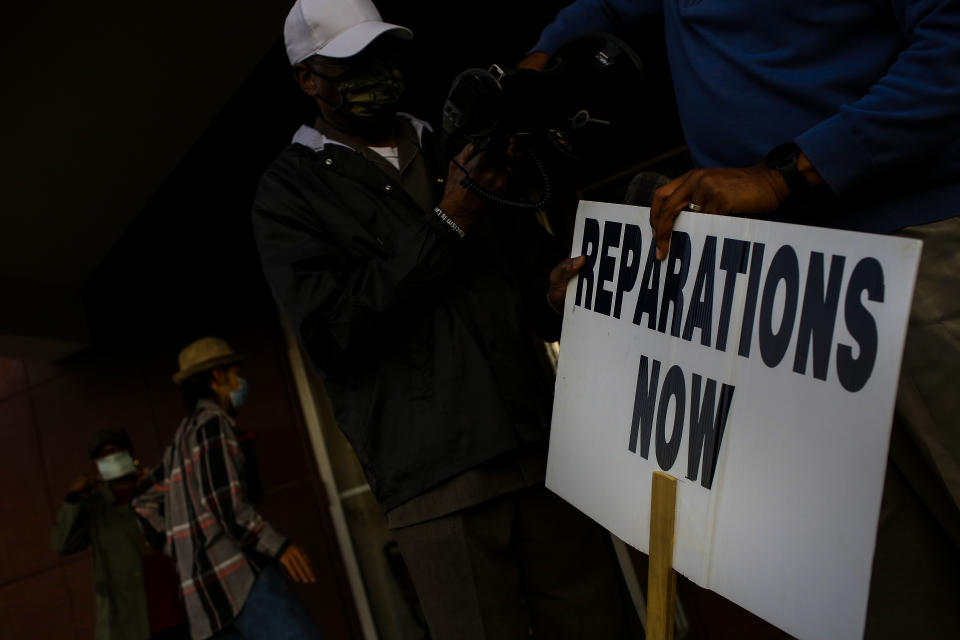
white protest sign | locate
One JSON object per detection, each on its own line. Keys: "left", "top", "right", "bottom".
{"left": 547, "top": 201, "right": 922, "bottom": 640}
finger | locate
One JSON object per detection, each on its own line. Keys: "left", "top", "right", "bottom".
{"left": 469, "top": 148, "right": 501, "bottom": 174}
{"left": 655, "top": 200, "right": 686, "bottom": 260}
{"left": 291, "top": 560, "right": 308, "bottom": 583}
{"left": 657, "top": 193, "right": 697, "bottom": 260}
{"left": 286, "top": 550, "right": 306, "bottom": 582}
{"left": 569, "top": 254, "right": 587, "bottom": 271}
{"left": 280, "top": 555, "right": 294, "bottom": 579}
{"left": 549, "top": 256, "right": 586, "bottom": 288}
{"left": 492, "top": 170, "right": 508, "bottom": 192}
{"left": 284, "top": 555, "right": 306, "bottom": 583}
{"left": 690, "top": 177, "right": 728, "bottom": 215}
{"left": 285, "top": 548, "right": 307, "bottom": 582}
{"left": 448, "top": 145, "right": 475, "bottom": 181}
{"left": 652, "top": 176, "right": 684, "bottom": 208}
{"left": 655, "top": 176, "right": 697, "bottom": 260}
{"left": 561, "top": 255, "right": 587, "bottom": 279}
{"left": 298, "top": 557, "right": 315, "bottom": 583}
{"left": 548, "top": 256, "right": 587, "bottom": 310}
{"left": 474, "top": 165, "right": 506, "bottom": 192}
{"left": 703, "top": 190, "right": 734, "bottom": 216}
{"left": 517, "top": 52, "right": 549, "bottom": 71}
{"left": 661, "top": 172, "right": 698, "bottom": 216}
{"left": 505, "top": 137, "right": 520, "bottom": 160}
{"left": 454, "top": 143, "right": 475, "bottom": 165}
{"left": 295, "top": 551, "right": 317, "bottom": 583}
{"left": 649, "top": 174, "right": 688, "bottom": 244}
{"left": 689, "top": 180, "right": 711, "bottom": 213}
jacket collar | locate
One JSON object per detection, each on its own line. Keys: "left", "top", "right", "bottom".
{"left": 195, "top": 398, "right": 235, "bottom": 425}
{"left": 291, "top": 112, "right": 433, "bottom": 153}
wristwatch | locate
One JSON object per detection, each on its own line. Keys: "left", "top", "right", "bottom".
{"left": 765, "top": 142, "right": 809, "bottom": 199}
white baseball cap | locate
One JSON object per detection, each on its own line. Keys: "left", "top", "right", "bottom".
{"left": 284, "top": 0, "right": 413, "bottom": 65}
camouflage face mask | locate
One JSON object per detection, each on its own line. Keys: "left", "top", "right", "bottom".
{"left": 317, "top": 58, "right": 405, "bottom": 126}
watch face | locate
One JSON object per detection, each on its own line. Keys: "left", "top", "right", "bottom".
{"left": 766, "top": 142, "right": 800, "bottom": 169}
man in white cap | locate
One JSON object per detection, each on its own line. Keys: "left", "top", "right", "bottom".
{"left": 253, "top": 1, "right": 638, "bottom": 637}
{"left": 133, "top": 337, "right": 322, "bottom": 640}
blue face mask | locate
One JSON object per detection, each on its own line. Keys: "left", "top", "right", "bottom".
{"left": 230, "top": 377, "right": 249, "bottom": 410}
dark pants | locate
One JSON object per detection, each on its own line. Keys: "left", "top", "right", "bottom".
{"left": 393, "top": 485, "right": 640, "bottom": 640}
{"left": 212, "top": 564, "right": 323, "bottom": 640}
{"left": 150, "top": 624, "right": 190, "bottom": 640}
{"left": 863, "top": 216, "right": 960, "bottom": 638}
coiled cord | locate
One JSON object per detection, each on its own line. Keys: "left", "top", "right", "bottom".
{"left": 454, "top": 147, "right": 552, "bottom": 211}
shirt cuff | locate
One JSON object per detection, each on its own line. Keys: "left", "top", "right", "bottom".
{"left": 795, "top": 110, "right": 875, "bottom": 196}
{"left": 274, "top": 539, "right": 292, "bottom": 560}
{"left": 433, "top": 206, "right": 467, "bottom": 238}
{"left": 255, "top": 523, "right": 289, "bottom": 559}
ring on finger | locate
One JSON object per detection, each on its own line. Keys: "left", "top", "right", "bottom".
{"left": 687, "top": 202, "right": 704, "bottom": 212}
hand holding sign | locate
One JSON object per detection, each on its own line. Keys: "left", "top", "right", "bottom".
{"left": 649, "top": 165, "right": 789, "bottom": 260}
{"left": 548, "top": 256, "right": 586, "bottom": 314}
{"left": 648, "top": 156, "right": 828, "bottom": 260}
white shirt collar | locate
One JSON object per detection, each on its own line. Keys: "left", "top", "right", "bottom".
{"left": 291, "top": 112, "right": 434, "bottom": 152}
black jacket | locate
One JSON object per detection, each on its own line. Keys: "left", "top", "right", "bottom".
{"left": 252, "top": 120, "right": 565, "bottom": 510}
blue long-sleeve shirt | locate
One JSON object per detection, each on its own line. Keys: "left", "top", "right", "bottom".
{"left": 533, "top": 0, "right": 960, "bottom": 232}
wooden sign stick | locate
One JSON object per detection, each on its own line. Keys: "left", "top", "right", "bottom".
{"left": 646, "top": 471, "right": 678, "bottom": 640}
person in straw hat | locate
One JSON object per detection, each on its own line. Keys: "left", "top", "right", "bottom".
{"left": 252, "top": 0, "right": 639, "bottom": 637}
{"left": 132, "top": 337, "right": 322, "bottom": 640}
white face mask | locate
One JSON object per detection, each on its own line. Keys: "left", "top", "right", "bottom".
{"left": 96, "top": 451, "right": 136, "bottom": 481}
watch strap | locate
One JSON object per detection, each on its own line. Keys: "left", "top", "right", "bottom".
{"left": 765, "top": 143, "right": 810, "bottom": 198}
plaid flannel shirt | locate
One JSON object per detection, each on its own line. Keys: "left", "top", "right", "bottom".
{"left": 132, "top": 399, "right": 287, "bottom": 639}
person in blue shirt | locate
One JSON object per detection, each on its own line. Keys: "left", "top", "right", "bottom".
{"left": 528, "top": 2, "right": 960, "bottom": 637}
{"left": 524, "top": 0, "right": 960, "bottom": 240}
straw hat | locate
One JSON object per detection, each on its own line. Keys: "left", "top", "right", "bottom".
{"left": 172, "top": 337, "right": 246, "bottom": 384}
